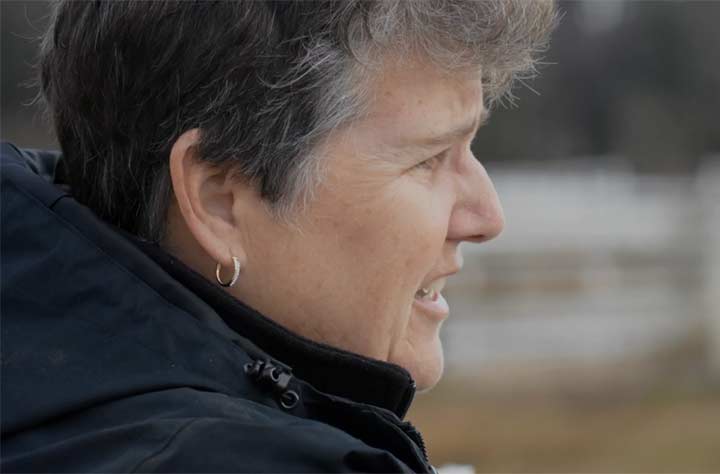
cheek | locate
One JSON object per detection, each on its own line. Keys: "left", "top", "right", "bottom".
{"left": 302, "top": 177, "right": 452, "bottom": 356}
{"left": 362, "top": 190, "right": 451, "bottom": 307}
{"left": 348, "top": 193, "right": 444, "bottom": 272}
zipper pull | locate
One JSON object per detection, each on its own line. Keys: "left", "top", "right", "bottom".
{"left": 244, "top": 358, "right": 299, "bottom": 410}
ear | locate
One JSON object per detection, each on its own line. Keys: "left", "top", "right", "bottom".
{"left": 168, "top": 129, "right": 248, "bottom": 270}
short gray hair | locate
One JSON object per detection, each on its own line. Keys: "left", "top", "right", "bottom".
{"left": 39, "top": 0, "right": 557, "bottom": 242}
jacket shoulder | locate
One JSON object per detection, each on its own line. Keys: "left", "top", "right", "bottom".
{"left": 132, "top": 414, "right": 415, "bottom": 473}
{"left": 2, "top": 389, "right": 414, "bottom": 473}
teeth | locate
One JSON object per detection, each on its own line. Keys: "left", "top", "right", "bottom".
{"left": 415, "top": 287, "right": 434, "bottom": 300}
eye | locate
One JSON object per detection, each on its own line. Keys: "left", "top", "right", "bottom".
{"left": 414, "top": 149, "right": 450, "bottom": 171}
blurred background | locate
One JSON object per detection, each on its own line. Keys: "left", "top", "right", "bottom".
{"left": 2, "top": 1, "right": 719, "bottom": 472}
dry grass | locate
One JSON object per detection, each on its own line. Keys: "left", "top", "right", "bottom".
{"left": 408, "top": 381, "right": 720, "bottom": 473}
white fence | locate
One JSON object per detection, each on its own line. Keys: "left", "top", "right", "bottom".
{"left": 441, "top": 158, "right": 720, "bottom": 383}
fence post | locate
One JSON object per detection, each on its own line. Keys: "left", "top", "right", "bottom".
{"left": 698, "top": 157, "right": 720, "bottom": 381}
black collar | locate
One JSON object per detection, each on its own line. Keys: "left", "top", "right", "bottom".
{"left": 132, "top": 239, "right": 416, "bottom": 419}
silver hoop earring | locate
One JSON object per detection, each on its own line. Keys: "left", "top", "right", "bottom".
{"left": 215, "top": 256, "right": 241, "bottom": 287}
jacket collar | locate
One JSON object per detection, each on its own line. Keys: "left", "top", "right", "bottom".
{"left": 132, "top": 239, "right": 417, "bottom": 419}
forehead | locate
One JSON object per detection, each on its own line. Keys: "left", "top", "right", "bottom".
{"left": 357, "top": 60, "right": 485, "bottom": 148}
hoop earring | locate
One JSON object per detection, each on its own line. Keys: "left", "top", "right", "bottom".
{"left": 216, "top": 256, "right": 241, "bottom": 287}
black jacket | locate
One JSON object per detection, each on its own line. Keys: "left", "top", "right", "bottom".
{"left": 0, "top": 142, "right": 434, "bottom": 473}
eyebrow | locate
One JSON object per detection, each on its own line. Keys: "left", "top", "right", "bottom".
{"left": 411, "top": 108, "right": 491, "bottom": 150}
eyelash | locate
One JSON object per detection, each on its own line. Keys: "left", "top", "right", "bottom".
{"left": 415, "top": 149, "right": 450, "bottom": 171}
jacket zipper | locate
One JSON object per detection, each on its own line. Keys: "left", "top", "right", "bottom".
{"left": 402, "top": 421, "right": 429, "bottom": 461}
{"left": 370, "top": 403, "right": 430, "bottom": 467}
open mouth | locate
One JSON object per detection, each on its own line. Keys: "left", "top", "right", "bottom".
{"left": 414, "top": 287, "right": 439, "bottom": 302}
{"left": 413, "top": 280, "right": 449, "bottom": 320}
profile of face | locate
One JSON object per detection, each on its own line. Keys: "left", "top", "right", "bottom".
{"left": 168, "top": 59, "right": 504, "bottom": 391}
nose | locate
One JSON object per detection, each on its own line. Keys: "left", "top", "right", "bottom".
{"left": 446, "top": 156, "right": 505, "bottom": 244}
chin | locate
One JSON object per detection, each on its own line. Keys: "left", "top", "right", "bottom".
{"left": 407, "top": 342, "right": 445, "bottom": 393}
{"left": 413, "top": 363, "right": 443, "bottom": 393}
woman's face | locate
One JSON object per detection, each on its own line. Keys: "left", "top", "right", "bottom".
{"left": 227, "top": 60, "right": 504, "bottom": 390}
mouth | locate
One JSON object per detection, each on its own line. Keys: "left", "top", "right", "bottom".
{"left": 412, "top": 278, "right": 450, "bottom": 321}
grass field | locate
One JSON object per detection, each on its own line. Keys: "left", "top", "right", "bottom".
{"left": 408, "top": 380, "right": 720, "bottom": 473}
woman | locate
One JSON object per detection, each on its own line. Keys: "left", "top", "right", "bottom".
{"left": 1, "top": 1, "right": 556, "bottom": 472}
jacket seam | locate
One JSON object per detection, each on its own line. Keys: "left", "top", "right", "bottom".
{"left": 130, "top": 418, "right": 199, "bottom": 473}
{"left": 48, "top": 193, "right": 70, "bottom": 209}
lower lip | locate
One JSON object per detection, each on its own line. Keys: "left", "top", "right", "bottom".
{"left": 412, "top": 291, "right": 450, "bottom": 321}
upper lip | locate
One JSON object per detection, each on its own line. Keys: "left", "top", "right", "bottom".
{"left": 419, "top": 266, "right": 462, "bottom": 291}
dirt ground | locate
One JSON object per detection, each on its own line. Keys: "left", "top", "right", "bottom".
{"left": 408, "top": 381, "right": 720, "bottom": 473}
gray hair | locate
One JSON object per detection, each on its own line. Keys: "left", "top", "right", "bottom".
{"left": 38, "top": 0, "right": 557, "bottom": 242}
